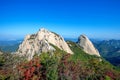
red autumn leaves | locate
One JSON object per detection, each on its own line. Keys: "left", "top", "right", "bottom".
{"left": 18, "top": 58, "right": 41, "bottom": 80}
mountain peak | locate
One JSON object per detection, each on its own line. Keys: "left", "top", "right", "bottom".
{"left": 39, "top": 28, "right": 49, "bottom": 32}
{"left": 77, "top": 34, "right": 100, "bottom": 57}
{"left": 79, "top": 34, "right": 88, "bottom": 40}
{"left": 16, "top": 28, "right": 73, "bottom": 60}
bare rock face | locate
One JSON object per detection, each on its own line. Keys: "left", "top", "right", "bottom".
{"left": 77, "top": 35, "right": 100, "bottom": 57}
{"left": 16, "top": 28, "right": 73, "bottom": 60}
{"left": 0, "top": 51, "right": 3, "bottom": 54}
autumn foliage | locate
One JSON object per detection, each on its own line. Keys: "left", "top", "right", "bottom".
{"left": 17, "top": 57, "right": 41, "bottom": 80}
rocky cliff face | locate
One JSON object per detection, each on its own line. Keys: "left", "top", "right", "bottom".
{"left": 77, "top": 35, "right": 100, "bottom": 57}
{"left": 16, "top": 28, "right": 73, "bottom": 60}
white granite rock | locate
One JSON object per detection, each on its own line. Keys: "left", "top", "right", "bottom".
{"left": 77, "top": 35, "right": 100, "bottom": 57}
{"left": 16, "top": 28, "right": 73, "bottom": 60}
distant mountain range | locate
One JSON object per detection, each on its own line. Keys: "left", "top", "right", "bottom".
{"left": 0, "top": 40, "right": 22, "bottom": 53}
{"left": 92, "top": 40, "right": 120, "bottom": 66}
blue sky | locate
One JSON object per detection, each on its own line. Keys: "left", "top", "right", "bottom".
{"left": 0, "top": 0, "right": 120, "bottom": 40}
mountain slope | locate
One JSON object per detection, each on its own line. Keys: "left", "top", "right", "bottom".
{"left": 13, "top": 41, "right": 120, "bottom": 80}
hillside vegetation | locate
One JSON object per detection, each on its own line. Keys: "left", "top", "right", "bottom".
{"left": 0, "top": 41, "right": 120, "bottom": 80}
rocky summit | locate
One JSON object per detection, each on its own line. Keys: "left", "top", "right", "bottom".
{"left": 16, "top": 28, "right": 73, "bottom": 60}
{"left": 77, "top": 35, "right": 100, "bottom": 57}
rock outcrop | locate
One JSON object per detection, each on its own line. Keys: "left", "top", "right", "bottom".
{"left": 77, "top": 35, "right": 100, "bottom": 57}
{"left": 16, "top": 28, "right": 73, "bottom": 60}
{"left": 0, "top": 51, "right": 3, "bottom": 54}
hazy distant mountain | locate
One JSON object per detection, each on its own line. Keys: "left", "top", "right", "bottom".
{"left": 0, "top": 40, "right": 22, "bottom": 53}
{"left": 0, "top": 39, "right": 22, "bottom": 46}
{"left": 92, "top": 39, "right": 120, "bottom": 66}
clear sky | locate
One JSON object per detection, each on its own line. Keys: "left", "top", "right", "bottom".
{"left": 0, "top": 0, "right": 120, "bottom": 40}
